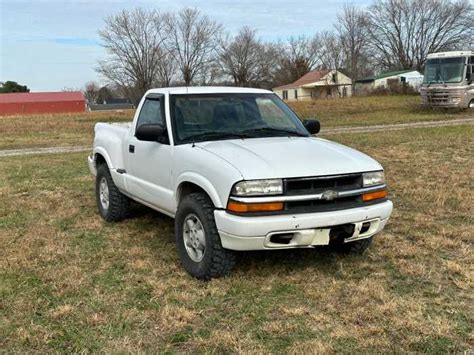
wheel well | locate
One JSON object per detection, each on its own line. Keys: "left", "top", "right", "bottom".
{"left": 177, "top": 182, "right": 213, "bottom": 206}
{"left": 95, "top": 153, "right": 107, "bottom": 168}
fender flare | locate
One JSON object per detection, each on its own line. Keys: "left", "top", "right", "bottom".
{"left": 93, "top": 146, "right": 114, "bottom": 169}
{"left": 175, "top": 172, "right": 224, "bottom": 208}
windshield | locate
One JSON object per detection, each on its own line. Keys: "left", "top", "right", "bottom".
{"left": 170, "top": 93, "right": 310, "bottom": 144}
{"left": 423, "top": 57, "right": 466, "bottom": 84}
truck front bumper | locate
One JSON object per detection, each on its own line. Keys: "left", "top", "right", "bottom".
{"left": 214, "top": 200, "right": 393, "bottom": 250}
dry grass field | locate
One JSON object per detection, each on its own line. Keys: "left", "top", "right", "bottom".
{"left": 0, "top": 96, "right": 473, "bottom": 352}
{"left": 0, "top": 95, "right": 472, "bottom": 150}
{"left": 290, "top": 95, "right": 472, "bottom": 127}
{"left": 0, "top": 110, "right": 133, "bottom": 150}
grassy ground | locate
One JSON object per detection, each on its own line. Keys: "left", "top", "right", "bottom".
{"left": 1, "top": 124, "right": 472, "bottom": 352}
{"left": 1, "top": 95, "right": 471, "bottom": 150}
{"left": 290, "top": 95, "right": 472, "bottom": 127}
{"left": 0, "top": 110, "right": 133, "bottom": 150}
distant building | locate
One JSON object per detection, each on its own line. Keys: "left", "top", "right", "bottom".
{"left": 355, "top": 69, "right": 424, "bottom": 95}
{"left": 273, "top": 69, "right": 352, "bottom": 101}
{"left": 89, "top": 98, "right": 135, "bottom": 111}
{"left": 0, "top": 91, "right": 85, "bottom": 116}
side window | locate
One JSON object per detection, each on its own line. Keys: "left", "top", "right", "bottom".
{"left": 136, "top": 98, "right": 164, "bottom": 127}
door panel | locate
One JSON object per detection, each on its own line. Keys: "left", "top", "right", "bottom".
{"left": 125, "top": 95, "right": 175, "bottom": 213}
{"left": 126, "top": 138, "right": 174, "bottom": 213}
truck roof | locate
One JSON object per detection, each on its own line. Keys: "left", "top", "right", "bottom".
{"left": 427, "top": 50, "right": 473, "bottom": 59}
{"left": 145, "top": 86, "right": 273, "bottom": 95}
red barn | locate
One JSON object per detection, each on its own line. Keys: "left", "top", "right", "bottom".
{"left": 0, "top": 91, "right": 86, "bottom": 116}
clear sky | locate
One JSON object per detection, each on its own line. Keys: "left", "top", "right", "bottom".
{"left": 0, "top": 0, "right": 371, "bottom": 92}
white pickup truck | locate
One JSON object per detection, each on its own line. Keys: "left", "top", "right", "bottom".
{"left": 88, "top": 87, "right": 393, "bottom": 279}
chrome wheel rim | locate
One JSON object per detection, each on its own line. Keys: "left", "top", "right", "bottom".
{"left": 183, "top": 214, "right": 206, "bottom": 262}
{"left": 99, "top": 177, "right": 109, "bottom": 210}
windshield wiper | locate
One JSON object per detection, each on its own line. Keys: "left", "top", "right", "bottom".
{"left": 185, "top": 131, "right": 253, "bottom": 143}
{"left": 243, "top": 127, "right": 308, "bottom": 137}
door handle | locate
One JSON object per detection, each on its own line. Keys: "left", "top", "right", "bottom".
{"left": 129, "top": 144, "right": 135, "bottom": 153}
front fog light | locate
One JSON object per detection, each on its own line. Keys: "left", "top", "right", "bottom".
{"left": 232, "top": 179, "right": 283, "bottom": 196}
{"left": 363, "top": 171, "right": 385, "bottom": 187}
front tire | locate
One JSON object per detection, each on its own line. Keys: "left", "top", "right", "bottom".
{"left": 175, "top": 192, "right": 236, "bottom": 280}
{"left": 95, "top": 164, "right": 130, "bottom": 222}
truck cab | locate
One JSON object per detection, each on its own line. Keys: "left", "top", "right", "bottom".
{"left": 420, "top": 50, "right": 474, "bottom": 108}
{"left": 88, "top": 87, "right": 393, "bottom": 279}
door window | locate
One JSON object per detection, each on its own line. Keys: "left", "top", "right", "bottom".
{"left": 137, "top": 98, "right": 164, "bottom": 127}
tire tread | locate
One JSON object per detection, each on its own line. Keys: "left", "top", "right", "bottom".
{"left": 96, "top": 164, "right": 130, "bottom": 222}
{"left": 176, "top": 192, "right": 236, "bottom": 279}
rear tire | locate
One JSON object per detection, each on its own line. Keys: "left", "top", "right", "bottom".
{"left": 331, "top": 237, "right": 373, "bottom": 255}
{"left": 175, "top": 192, "right": 236, "bottom": 280}
{"left": 95, "top": 164, "right": 130, "bottom": 222}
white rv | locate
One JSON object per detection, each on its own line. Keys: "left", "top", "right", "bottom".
{"left": 420, "top": 51, "right": 474, "bottom": 108}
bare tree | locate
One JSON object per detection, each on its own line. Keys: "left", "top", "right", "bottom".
{"left": 83, "top": 81, "right": 100, "bottom": 104}
{"left": 96, "top": 8, "right": 167, "bottom": 103}
{"left": 336, "top": 4, "right": 369, "bottom": 84}
{"left": 166, "top": 8, "right": 222, "bottom": 86}
{"left": 219, "top": 27, "right": 277, "bottom": 87}
{"left": 155, "top": 48, "right": 176, "bottom": 87}
{"left": 319, "top": 30, "right": 345, "bottom": 71}
{"left": 274, "top": 35, "right": 322, "bottom": 85}
{"left": 367, "top": 0, "right": 473, "bottom": 71}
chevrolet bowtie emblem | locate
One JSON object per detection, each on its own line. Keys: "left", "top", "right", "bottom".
{"left": 321, "top": 190, "right": 339, "bottom": 201}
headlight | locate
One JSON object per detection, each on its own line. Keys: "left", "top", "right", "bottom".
{"left": 363, "top": 171, "right": 385, "bottom": 187}
{"left": 451, "top": 97, "right": 461, "bottom": 104}
{"left": 231, "top": 179, "right": 283, "bottom": 196}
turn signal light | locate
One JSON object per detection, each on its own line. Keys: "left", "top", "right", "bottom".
{"left": 227, "top": 201, "right": 284, "bottom": 213}
{"left": 362, "top": 190, "right": 388, "bottom": 202}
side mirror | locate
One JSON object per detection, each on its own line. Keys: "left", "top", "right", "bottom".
{"left": 135, "top": 124, "right": 166, "bottom": 142}
{"left": 303, "top": 119, "right": 320, "bottom": 135}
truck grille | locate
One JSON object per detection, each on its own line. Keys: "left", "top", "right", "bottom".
{"left": 285, "top": 173, "right": 362, "bottom": 195}
{"left": 227, "top": 173, "right": 387, "bottom": 216}
{"left": 425, "top": 91, "right": 450, "bottom": 105}
{"left": 283, "top": 173, "right": 378, "bottom": 214}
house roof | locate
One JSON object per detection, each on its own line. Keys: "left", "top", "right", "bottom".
{"left": 274, "top": 69, "right": 332, "bottom": 90}
{"left": 355, "top": 69, "right": 419, "bottom": 83}
{"left": 0, "top": 91, "right": 85, "bottom": 104}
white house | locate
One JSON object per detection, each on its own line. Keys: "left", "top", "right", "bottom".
{"left": 354, "top": 69, "right": 424, "bottom": 95}
{"left": 273, "top": 69, "right": 352, "bottom": 101}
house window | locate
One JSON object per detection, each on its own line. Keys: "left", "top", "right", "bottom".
{"left": 282, "top": 90, "right": 288, "bottom": 100}
{"left": 294, "top": 90, "right": 298, "bottom": 100}
{"left": 332, "top": 73, "right": 337, "bottom": 82}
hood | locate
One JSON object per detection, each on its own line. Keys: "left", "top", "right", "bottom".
{"left": 197, "top": 137, "right": 382, "bottom": 180}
